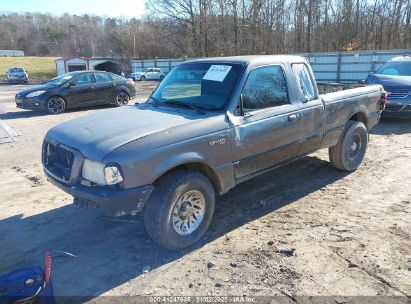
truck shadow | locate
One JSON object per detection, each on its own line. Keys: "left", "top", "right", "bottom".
{"left": 370, "top": 117, "right": 411, "bottom": 135}
{"left": 0, "top": 155, "right": 348, "bottom": 299}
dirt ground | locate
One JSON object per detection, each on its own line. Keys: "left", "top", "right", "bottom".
{"left": 0, "top": 82, "right": 410, "bottom": 301}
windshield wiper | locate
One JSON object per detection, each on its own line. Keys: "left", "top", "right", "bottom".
{"left": 162, "top": 100, "right": 206, "bottom": 115}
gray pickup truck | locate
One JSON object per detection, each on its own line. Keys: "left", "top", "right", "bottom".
{"left": 42, "top": 55, "right": 385, "bottom": 250}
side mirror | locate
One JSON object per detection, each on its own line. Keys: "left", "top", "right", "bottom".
{"left": 68, "top": 80, "right": 76, "bottom": 87}
{"left": 234, "top": 94, "right": 244, "bottom": 116}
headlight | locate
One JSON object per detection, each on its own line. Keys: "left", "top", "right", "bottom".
{"left": 26, "top": 90, "right": 46, "bottom": 98}
{"left": 82, "top": 159, "right": 123, "bottom": 186}
{"left": 104, "top": 166, "right": 124, "bottom": 185}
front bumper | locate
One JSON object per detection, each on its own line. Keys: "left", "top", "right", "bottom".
{"left": 15, "top": 96, "right": 46, "bottom": 110}
{"left": 382, "top": 102, "right": 411, "bottom": 118}
{"left": 45, "top": 170, "right": 154, "bottom": 217}
{"left": 8, "top": 77, "right": 28, "bottom": 83}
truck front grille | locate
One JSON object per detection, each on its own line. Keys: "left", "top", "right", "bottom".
{"left": 385, "top": 87, "right": 410, "bottom": 99}
{"left": 43, "top": 141, "right": 75, "bottom": 182}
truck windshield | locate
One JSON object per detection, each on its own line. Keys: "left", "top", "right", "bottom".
{"left": 151, "top": 63, "right": 243, "bottom": 111}
{"left": 376, "top": 62, "right": 411, "bottom": 76}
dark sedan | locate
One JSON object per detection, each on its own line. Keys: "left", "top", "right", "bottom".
{"left": 15, "top": 71, "right": 136, "bottom": 114}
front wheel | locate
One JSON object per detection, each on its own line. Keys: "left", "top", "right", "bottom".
{"left": 140, "top": 76, "right": 146, "bottom": 81}
{"left": 46, "top": 96, "right": 66, "bottom": 114}
{"left": 144, "top": 170, "right": 215, "bottom": 251}
{"left": 114, "top": 91, "right": 129, "bottom": 106}
{"left": 329, "top": 121, "right": 368, "bottom": 171}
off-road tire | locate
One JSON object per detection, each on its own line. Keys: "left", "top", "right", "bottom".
{"left": 329, "top": 120, "right": 368, "bottom": 171}
{"left": 46, "top": 96, "right": 66, "bottom": 114}
{"left": 144, "top": 170, "right": 215, "bottom": 251}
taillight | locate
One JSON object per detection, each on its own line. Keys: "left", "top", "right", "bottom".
{"left": 381, "top": 92, "right": 388, "bottom": 110}
{"left": 44, "top": 251, "right": 51, "bottom": 283}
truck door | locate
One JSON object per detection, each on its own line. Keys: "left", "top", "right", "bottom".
{"left": 231, "top": 65, "right": 303, "bottom": 180}
{"left": 291, "top": 63, "right": 324, "bottom": 155}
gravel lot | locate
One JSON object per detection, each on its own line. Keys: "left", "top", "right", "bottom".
{"left": 0, "top": 82, "right": 410, "bottom": 301}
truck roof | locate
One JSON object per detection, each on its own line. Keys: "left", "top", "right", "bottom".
{"left": 183, "top": 55, "right": 308, "bottom": 65}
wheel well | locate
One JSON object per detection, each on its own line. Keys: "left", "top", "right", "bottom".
{"left": 156, "top": 162, "right": 222, "bottom": 194}
{"left": 349, "top": 112, "right": 367, "bottom": 128}
{"left": 115, "top": 89, "right": 129, "bottom": 96}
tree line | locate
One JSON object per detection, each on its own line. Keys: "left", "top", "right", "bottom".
{"left": 0, "top": 0, "right": 410, "bottom": 59}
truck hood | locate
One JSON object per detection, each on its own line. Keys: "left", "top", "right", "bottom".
{"left": 45, "top": 105, "right": 205, "bottom": 160}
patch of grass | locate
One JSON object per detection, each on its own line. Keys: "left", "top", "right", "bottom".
{"left": 0, "top": 56, "right": 58, "bottom": 82}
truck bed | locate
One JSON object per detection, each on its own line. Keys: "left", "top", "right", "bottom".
{"left": 320, "top": 84, "right": 384, "bottom": 148}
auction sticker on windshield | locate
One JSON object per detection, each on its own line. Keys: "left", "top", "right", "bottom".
{"left": 203, "top": 65, "right": 232, "bottom": 82}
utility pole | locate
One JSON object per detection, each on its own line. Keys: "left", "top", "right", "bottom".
{"left": 55, "top": 39, "right": 60, "bottom": 57}
{"left": 10, "top": 35, "right": 14, "bottom": 56}
{"left": 133, "top": 34, "right": 136, "bottom": 58}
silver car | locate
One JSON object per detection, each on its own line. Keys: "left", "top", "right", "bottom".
{"left": 6, "top": 67, "right": 29, "bottom": 84}
{"left": 129, "top": 67, "right": 165, "bottom": 81}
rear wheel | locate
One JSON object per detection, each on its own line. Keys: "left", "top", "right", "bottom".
{"left": 140, "top": 76, "right": 146, "bottom": 81}
{"left": 329, "top": 121, "right": 368, "bottom": 171}
{"left": 159, "top": 75, "right": 165, "bottom": 81}
{"left": 46, "top": 96, "right": 66, "bottom": 114}
{"left": 144, "top": 170, "right": 215, "bottom": 251}
{"left": 114, "top": 91, "right": 129, "bottom": 106}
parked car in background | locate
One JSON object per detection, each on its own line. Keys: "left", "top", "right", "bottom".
{"left": 129, "top": 67, "right": 165, "bottom": 81}
{"left": 15, "top": 71, "right": 136, "bottom": 114}
{"left": 6, "top": 67, "right": 28, "bottom": 84}
{"left": 366, "top": 55, "right": 411, "bottom": 118}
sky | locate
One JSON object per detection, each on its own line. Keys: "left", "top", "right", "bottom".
{"left": 0, "top": 0, "right": 147, "bottom": 18}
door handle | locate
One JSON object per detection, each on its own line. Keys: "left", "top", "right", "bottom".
{"left": 288, "top": 114, "right": 297, "bottom": 123}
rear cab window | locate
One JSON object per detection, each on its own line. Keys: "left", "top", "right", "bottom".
{"left": 291, "top": 63, "right": 317, "bottom": 102}
{"left": 241, "top": 65, "right": 290, "bottom": 112}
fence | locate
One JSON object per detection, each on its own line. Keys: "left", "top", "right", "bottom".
{"left": 131, "top": 49, "right": 411, "bottom": 83}
{"left": 0, "top": 50, "right": 24, "bottom": 57}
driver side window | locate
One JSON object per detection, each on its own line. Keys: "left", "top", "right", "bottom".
{"left": 242, "top": 65, "right": 289, "bottom": 112}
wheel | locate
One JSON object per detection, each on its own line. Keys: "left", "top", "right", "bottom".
{"left": 46, "top": 96, "right": 66, "bottom": 114}
{"left": 159, "top": 75, "right": 164, "bottom": 81}
{"left": 114, "top": 91, "right": 129, "bottom": 106}
{"left": 144, "top": 170, "right": 216, "bottom": 251}
{"left": 140, "top": 76, "right": 146, "bottom": 81}
{"left": 329, "top": 121, "right": 368, "bottom": 171}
